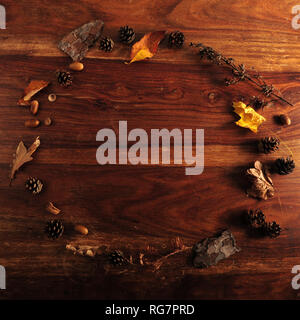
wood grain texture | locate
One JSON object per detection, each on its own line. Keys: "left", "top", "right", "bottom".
{"left": 1, "top": 0, "right": 300, "bottom": 299}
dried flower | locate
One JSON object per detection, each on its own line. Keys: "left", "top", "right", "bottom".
{"left": 246, "top": 160, "right": 274, "bottom": 200}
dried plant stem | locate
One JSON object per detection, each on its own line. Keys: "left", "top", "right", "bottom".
{"left": 190, "top": 42, "right": 293, "bottom": 107}
{"left": 152, "top": 246, "right": 192, "bottom": 271}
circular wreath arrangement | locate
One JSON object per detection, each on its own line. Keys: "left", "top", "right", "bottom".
{"left": 11, "top": 21, "right": 296, "bottom": 270}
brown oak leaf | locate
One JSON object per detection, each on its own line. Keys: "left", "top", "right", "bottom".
{"left": 128, "top": 31, "right": 166, "bottom": 64}
{"left": 18, "top": 80, "right": 50, "bottom": 106}
{"left": 10, "top": 136, "right": 40, "bottom": 184}
{"left": 246, "top": 160, "right": 274, "bottom": 200}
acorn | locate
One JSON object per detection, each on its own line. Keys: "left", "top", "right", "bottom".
{"left": 279, "top": 114, "right": 291, "bottom": 126}
{"left": 30, "top": 100, "right": 39, "bottom": 115}
{"left": 69, "top": 62, "right": 84, "bottom": 71}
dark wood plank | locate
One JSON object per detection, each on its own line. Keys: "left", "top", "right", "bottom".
{"left": 0, "top": 0, "right": 300, "bottom": 299}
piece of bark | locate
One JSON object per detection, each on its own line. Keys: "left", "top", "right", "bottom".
{"left": 192, "top": 230, "right": 240, "bottom": 268}
{"left": 246, "top": 160, "right": 274, "bottom": 200}
{"left": 58, "top": 20, "right": 104, "bottom": 61}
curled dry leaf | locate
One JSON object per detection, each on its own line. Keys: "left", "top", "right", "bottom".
{"left": 10, "top": 137, "right": 40, "bottom": 184}
{"left": 18, "top": 80, "right": 50, "bottom": 106}
{"left": 139, "top": 253, "right": 145, "bottom": 266}
{"left": 233, "top": 101, "right": 266, "bottom": 133}
{"left": 46, "top": 201, "right": 61, "bottom": 215}
{"left": 128, "top": 31, "right": 166, "bottom": 64}
{"left": 246, "top": 160, "right": 274, "bottom": 200}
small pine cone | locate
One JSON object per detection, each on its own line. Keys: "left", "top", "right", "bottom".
{"left": 251, "top": 97, "right": 266, "bottom": 110}
{"left": 119, "top": 26, "right": 135, "bottom": 44}
{"left": 246, "top": 209, "right": 266, "bottom": 229}
{"left": 263, "top": 221, "right": 281, "bottom": 238}
{"left": 25, "top": 177, "right": 43, "bottom": 195}
{"left": 99, "top": 37, "right": 114, "bottom": 52}
{"left": 274, "top": 157, "right": 295, "bottom": 175}
{"left": 108, "top": 250, "right": 127, "bottom": 266}
{"left": 168, "top": 31, "right": 185, "bottom": 48}
{"left": 258, "top": 137, "right": 280, "bottom": 154}
{"left": 45, "top": 219, "right": 64, "bottom": 239}
{"left": 56, "top": 70, "right": 73, "bottom": 87}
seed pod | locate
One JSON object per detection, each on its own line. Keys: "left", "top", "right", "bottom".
{"left": 44, "top": 117, "right": 52, "bottom": 126}
{"left": 48, "top": 94, "right": 56, "bottom": 102}
{"left": 74, "top": 224, "right": 88, "bottom": 235}
{"left": 30, "top": 100, "right": 39, "bottom": 115}
{"left": 69, "top": 62, "right": 84, "bottom": 71}
{"left": 279, "top": 114, "right": 291, "bottom": 126}
{"left": 25, "top": 119, "right": 40, "bottom": 128}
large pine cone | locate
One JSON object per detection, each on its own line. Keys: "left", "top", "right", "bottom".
{"left": 45, "top": 219, "right": 64, "bottom": 239}
{"left": 246, "top": 209, "right": 266, "bottom": 229}
{"left": 274, "top": 157, "right": 295, "bottom": 175}
{"left": 168, "top": 31, "right": 185, "bottom": 48}
{"left": 258, "top": 137, "right": 280, "bottom": 154}
{"left": 263, "top": 221, "right": 281, "bottom": 238}
{"left": 119, "top": 26, "right": 135, "bottom": 44}
{"left": 99, "top": 37, "right": 114, "bottom": 52}
{"left": 25, "top": 177, "right": 43, "bottom": 195}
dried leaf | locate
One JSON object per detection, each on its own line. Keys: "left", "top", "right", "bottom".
{"left": 139, "top": 253, "right": 145, "bottom": 265}
{"left": 128, "top": 31, "right": 166, "bottom": 64}
{"left": 46, "top": 201, "right": 61, "bottom": 215}
{"left": 233, "top": 101, "right": 266, "bottom": 133}
{"left": 246, "top": 160, "right": 274, "bottom": 200}
{"left": 10, "top": 137, "right": 40, "bottom": 183}
{"left": 18, "top": 80, "right": 50, "bottom": 106}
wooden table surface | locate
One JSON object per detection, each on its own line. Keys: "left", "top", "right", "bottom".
{"left": 1, "top": 0, "right": 300, "bottom": 300}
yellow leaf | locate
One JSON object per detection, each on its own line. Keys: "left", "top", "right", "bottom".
{"left": 130, "top": 48, "right": 154, "bottom": 64}
{"left": 128, "top": 31, "right": 166, "bottom": 64}
{"left": 233, "top": 101, "right": 266, "bottom": 133}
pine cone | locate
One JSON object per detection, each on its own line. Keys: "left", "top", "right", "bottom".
{"left": 45, "top": 219, "right": 64, "bottom": 239}
{"left": 25, "top": 177, "right": 43, "bottom": 195}
{"left": 263, "top": 221, "right": 281, "bottom": 238}
{"left": 56, "top": 70, "right": 73, "bottom": 87}
{"left": 274, "top": 157, "right": 295, "bottom": 175}
{"left": 246, "top": 209, "right": 266, "bottom": 229}
{"left": 119, "top": 26, "right": 135, "bottom": 44}
{"left": 108, "top": 250, "right": 127, "bottom": 265}
{"left": 258, "top": 137, "right": 280, "bottom": 154}
{"left": 251, "top": 97, "right": 267, "bottom": 109}
{"left": 168, "top": 31, "right": 185, "bottom": 48}
{"left": 99, "top": 37, "right": 114, "bottom": 52}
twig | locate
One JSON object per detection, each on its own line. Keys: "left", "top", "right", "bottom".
{"left": 152, "top": 246, "right": 192, "bottom": 271}
{"left": 190, "top": 42, "right": 293, "bottom": 107}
